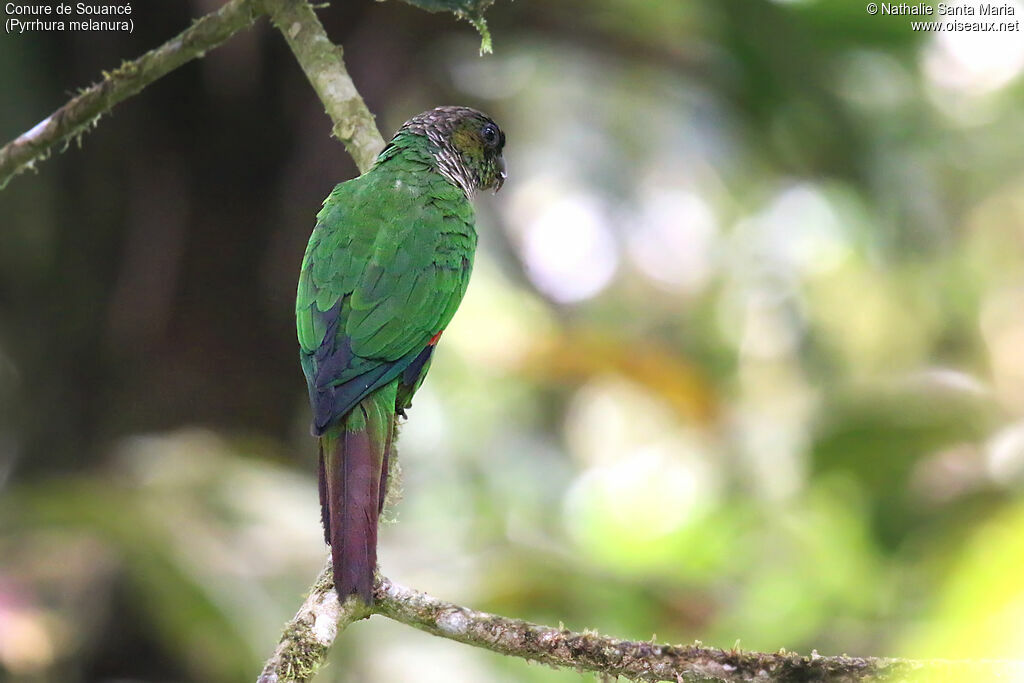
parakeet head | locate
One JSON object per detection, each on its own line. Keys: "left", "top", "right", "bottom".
{"left": 394, "top": 106, "right": 507, "bottom": 196}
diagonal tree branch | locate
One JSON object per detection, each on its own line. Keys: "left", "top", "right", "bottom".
{"left": 258, "top": 558, "right": 1024, "bottom": 683}
{"left": 263, "top": 0, "right": 385, "bottom": 171}
{"left": 0, "top": 0, "right": 391, "bottom": 188}
{"left": 0, "top": 0, "right": 263, "bottom": 189}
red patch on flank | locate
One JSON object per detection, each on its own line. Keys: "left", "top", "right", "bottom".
{"left": 428, "top": 330, "right": 443, "bottom": 346}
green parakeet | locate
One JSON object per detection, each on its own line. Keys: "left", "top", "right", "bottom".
{"left": 296, "top": 106, "right": 506, "bottom": 604}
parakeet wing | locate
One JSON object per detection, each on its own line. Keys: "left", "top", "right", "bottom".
{"left": 296, "top": 166, "right": 475, "bottom": 433}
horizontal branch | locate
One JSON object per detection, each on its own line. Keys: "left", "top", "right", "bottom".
{"left": 258, "top": 558, "right": 1024, "bottom": 682}
{"left": 0, "top": 0, "right": 262, "bottom": 188}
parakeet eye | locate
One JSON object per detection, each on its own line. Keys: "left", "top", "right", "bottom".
{"left": 481, "top": 122, "right": 500, "bottom": 148}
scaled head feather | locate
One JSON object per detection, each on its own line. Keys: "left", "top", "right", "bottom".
{"left": 390, "top": 106, "right": 507, "bottom": 196}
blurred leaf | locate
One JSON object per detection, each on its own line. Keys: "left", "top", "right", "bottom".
{"left": 524, "top": 329, "right": 719, "bottom": 425}
{"left": 2, "top": 480, "right": 257, "bottom": 682}
{"left": 711, "top": 478, "right": 886, "bottom": 653}
{"left": 811, "top": 385, "right": 1000, "bottom": 549}
{"left": 903, "top": 499, "right": 1024, "bottom": 661}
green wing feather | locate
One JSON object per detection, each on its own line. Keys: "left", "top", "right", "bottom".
{"left": 296, "top": 155, "right": 476, "bottom": 431}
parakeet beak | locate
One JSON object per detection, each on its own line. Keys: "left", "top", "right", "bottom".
{"left": 494, "top": 156, "right": 507, "bottom": 193}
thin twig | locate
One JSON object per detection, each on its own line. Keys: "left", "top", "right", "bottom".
{"left": 0, "top": 0, "right": 263, "bottom": 188}
{"left": 257, "top": 560, "right": 1024, "bottom": 683}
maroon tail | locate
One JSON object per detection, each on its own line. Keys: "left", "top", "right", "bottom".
{"left": 320, "top": 420, "right": 386, "bottom": 604}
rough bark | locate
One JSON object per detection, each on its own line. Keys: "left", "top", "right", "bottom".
{"left": 0, "top": 0, "right": 263, "bottom": 188}
{"left": 262, "top": 0, "right": 385, "bottom": 171}
{"left": 0, "top": 0, "right": 387, "bottom": 188}
{"left": 257, "top": 559, "right": 1024, "bottom": 683}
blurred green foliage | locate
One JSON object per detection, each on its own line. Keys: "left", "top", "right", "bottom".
{"left": 2, "top": 0, "right": 1024, "bottom": 680}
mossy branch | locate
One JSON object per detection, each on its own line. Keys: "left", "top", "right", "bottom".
{"left": 256, "top": 558, "right": 370, "bottom": 683}
{"left": 257, "top": 558, "right": 1024, "bottom": 683}
{"left": 263, "top": 0, "right": 385, "bottom": 171}
{"left": 0, "top": 0, "right": 263, "bottom": 189}
{"left": 3, "top": 0, "right": 512, "bottom": 186}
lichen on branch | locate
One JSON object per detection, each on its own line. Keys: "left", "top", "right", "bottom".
{"left": 0, "top": 0, "right": 389, "bottom": 188}
{"left": 263, "top": 0, "right": 385, "bottom": 171}
{"left": 256, "top": 559, "right": 1024, "bottom": 683}
{"left": 0, "top": 0, "right": 500, "bottom": 189}
{"left": 0, "top": 0, "right": 263, "bottom": 189}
